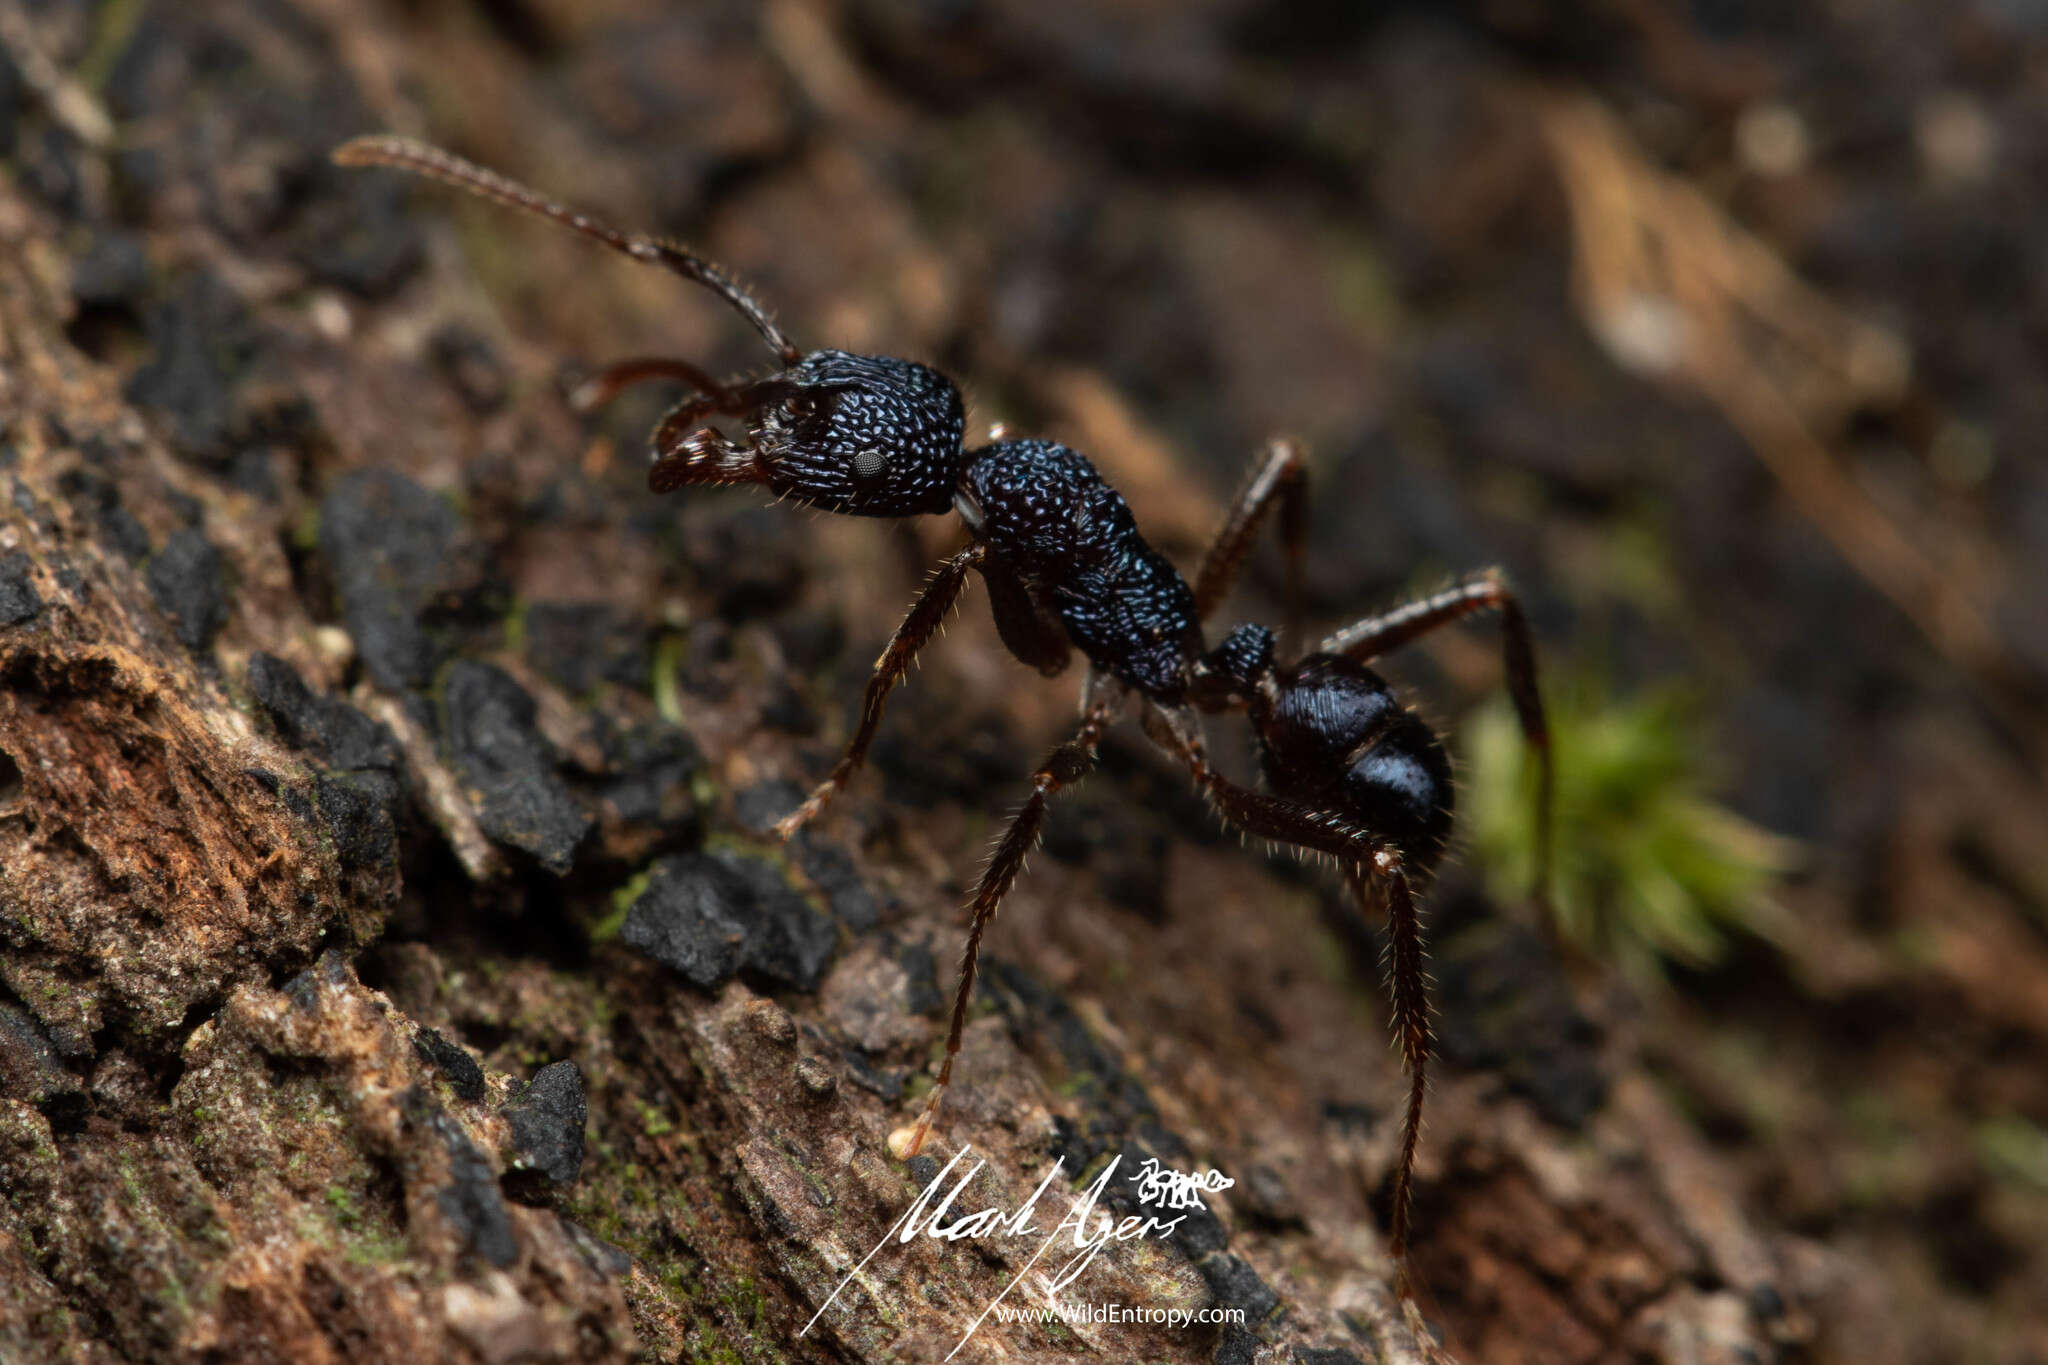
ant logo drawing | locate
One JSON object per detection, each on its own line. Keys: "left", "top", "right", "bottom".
{"left": 334, "top": 136, "right": 1555, "bottom": 1297}
{"left": 1129, "top": 1156, "right": 1234, "bottom": 1213}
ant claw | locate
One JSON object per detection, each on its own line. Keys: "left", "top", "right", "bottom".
{"left": 772, "top": 787, "right": 830, "bottom": 842}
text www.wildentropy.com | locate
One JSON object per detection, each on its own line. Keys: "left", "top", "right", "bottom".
{"left": 989, "top": 1303, "right": 1245, "bottom": 1329}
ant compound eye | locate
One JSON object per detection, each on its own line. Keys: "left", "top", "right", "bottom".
{"left": 853, "top": 447, "right": 889, "bottom": 486}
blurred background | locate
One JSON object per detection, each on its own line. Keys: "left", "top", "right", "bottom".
{"left": 9, "top": 0, "right": 2048, "bottom": 1359}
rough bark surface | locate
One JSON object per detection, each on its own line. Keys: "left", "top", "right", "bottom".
{"left": 3, "top": 3, "right": 2042, "bottom": 1364}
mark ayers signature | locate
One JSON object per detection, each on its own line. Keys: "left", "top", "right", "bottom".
{"left": 801, "top": 1145, "right": 1234, "bottom": 1357}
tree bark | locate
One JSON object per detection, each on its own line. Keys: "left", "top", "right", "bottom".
{"left": 0, "top": 5, "right": 1895, "bottom": 1363}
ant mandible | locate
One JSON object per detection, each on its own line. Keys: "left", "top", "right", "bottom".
{"left": 334, "top": 136, "right": 1554, "bottom": 1287}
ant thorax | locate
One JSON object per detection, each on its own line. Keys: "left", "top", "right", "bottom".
{"left": 960, "top": 440, "right": 1204, "bottom": 701}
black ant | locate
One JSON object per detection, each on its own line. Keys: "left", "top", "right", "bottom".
{"left": 334, "top": 136, "right": 1554, "bottom": 1288}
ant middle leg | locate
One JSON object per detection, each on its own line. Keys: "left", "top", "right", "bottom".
{"left": 774, "top": 543, "right": 989, "bottom": 840}
{"left": 1321, "top": 571, "right": 1554, "bottom": 900}
{"left": 1194, "top": 438, "right": 1307, "bottom": 645}
{"left": 900, "top": 693, "right": 1118, "bottom": 1157}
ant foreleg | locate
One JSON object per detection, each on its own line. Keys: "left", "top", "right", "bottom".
{"left": 646, "top": 378, "right": 804, "bottom": 494}
{"left": 897, "top": 698, "right": 1115, "bottom": 1158}
{"left": 568, "top": 356, "right": 735, "bottom": 415}
{"left": 774, "top": 543, "right": 989, "bottom": 840}
{"left": 1320, "top": 571, "right": 1553, "bottom": 902}
{"left": 1194, "top": 438, "right": 1306, "bottom": 646}
{"left": 647, "top": 393, "right": 740, "bottom": 493}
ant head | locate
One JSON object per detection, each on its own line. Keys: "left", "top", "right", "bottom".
{"left": 1188, "top": 622, "right": 1276, "bottom": 710}
{"left": 742, "top": 350, "right": 967, "bottom": 517}
{"left": 330, "top": 140, "right": 969, "bottom": 516}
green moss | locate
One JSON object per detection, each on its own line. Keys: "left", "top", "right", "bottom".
{"left": 653, "top": 632, "right": 690, "bottom": 727}
{"left": 290, "top": 503, "right": 322, "bottom": 553}
{"left": 636, "top": 1099, "right": 675, "bottom": 1138}
{"left": 325, "top": 1184, "right": 361, "bottom": 1229}
{"left": 705, "top": 831, "right": 787, "bottom": 873}
{"left": 1038, "top": 1316, "right": 1084, "bottom": 1349}
{"left": 503, "top": 597, "right": 529, "bottom": 654}
{"left": 340, "top": 1223, "right": 411, "bottom": 1267}
{"left": 118, "top": 1152, "right": 147, "bottom": 1206}
{"left": 1053, "top": 1070, "right": 1097, "bottom": 1100}
{"left": 1467, "top": 670, "right": 1797, "bottom": 984}
{"left": 571, "top": 1146, "right": 803, "bottom": 1363}
{"left": 78, "top": 0, "right": 147, "bottom": 91}
{"left": 1074, "top": 1150, "right": 1118, "bottom": 1190}
{"left": 1888, "top": 922, "right": 1943, "bottom": 970}
{"left": 1978, "top": 1115, "right": 2048, "bottom": 1194}
{"left": 775, "top": 1140, "right": 838, "bottom": 1212}
{"left": 1321, "top": 223, "right": 1403, "bottom": 344}
{"left": 723, "top": 1276, "right": 767, "bottom": 1330}
{"left": 592, "top": 867, "right": 654, "bottom": 944}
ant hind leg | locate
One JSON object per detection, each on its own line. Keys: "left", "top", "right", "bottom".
{"left": 1320, "top": 571, "right": 1554, "bottom": 904}
{"left": 1347, "top": 859, "right": 1429, "bottom": 1294}
{"left": 1155, "top": 737, "right": 1433, "bottom": 1296}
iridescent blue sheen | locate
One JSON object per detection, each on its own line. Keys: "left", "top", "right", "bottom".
{"left": 1251, "top": 653, "right": 1455, "bottom": 866}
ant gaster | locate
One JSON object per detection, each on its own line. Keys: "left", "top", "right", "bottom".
{"left": 335, "top": 136, "right": 1554, "bottom": 1286}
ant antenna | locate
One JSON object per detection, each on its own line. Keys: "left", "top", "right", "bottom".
{"left": 332, "top": 135, "right": 801, "bottom": 365}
